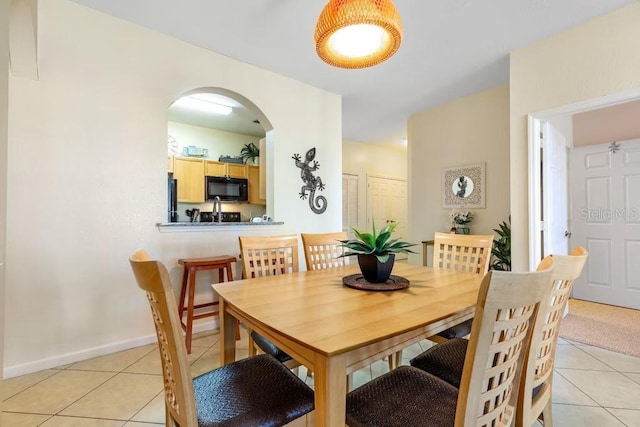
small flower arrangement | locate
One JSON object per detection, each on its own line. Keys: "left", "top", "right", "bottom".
{"left": 449, "top": 209, "right": 474, "bottom": 226}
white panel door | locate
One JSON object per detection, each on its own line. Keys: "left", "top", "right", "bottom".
{"left": 543, "top": 122, "right": 569, "bottom": 256}
{"left": 570, "top": 138, "right": 640, "bottom": 309}
{"left": 342, "top": 174, "right": 358, "bottom": 238}
{"left": 367, "top": 176, "right": 408, "bottom": 260}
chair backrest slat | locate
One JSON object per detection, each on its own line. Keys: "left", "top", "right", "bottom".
{"left": 433, "top": 232, "right": 494, "bottom": 275}
{"left": 455, "top": 264, "right": 554, "bottom": 427}
{"left": 239, "top": 235, "right": 299, "bottom": 279}
{"left": 301, "top": 231, "right": 349, "bottom": 270}
{"left": 129, "top": 249, "right": 197, "bottom": 426}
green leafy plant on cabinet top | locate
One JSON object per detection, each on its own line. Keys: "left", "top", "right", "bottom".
{"left": 240, "top": 142, "right": 260, "bottom": 164}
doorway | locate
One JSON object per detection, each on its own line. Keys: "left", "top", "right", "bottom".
{"left": 569, "top": 138, "right": 640, "bottom": 309}
{"left": 342, "top": 173, "right": 358, "bottom": 238}
{"left": 528, "top": 93, "right": 640, "bottom": 309}
{"left": 366, "top": 176, "right": 408, "bottom": 259}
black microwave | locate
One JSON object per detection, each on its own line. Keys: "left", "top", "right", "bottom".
{"left": 205, "top": 176, "right": 248, "bottom": 202}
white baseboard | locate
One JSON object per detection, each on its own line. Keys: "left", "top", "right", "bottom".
{"left": 4, "top": 319, "right": 220, "bottom": 379}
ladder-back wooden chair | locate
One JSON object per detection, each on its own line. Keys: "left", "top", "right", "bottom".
{"left": 409, "top": 248, "right": 587, "bottom": 427}
{"left": 301, "top": 231, "right": 349, "bottom": 270}
{"left": 345, "top": 263, "right": 554, "bottom": 427}
{"left": 391, "top": 232, "right": 494, "bottom": 368}
{"left": 239, "top": 234, "right": 299, "bottom": 279}
{"left": 432, "top": 232, "right": 494, "bottom": 275}
{"left": 238, "top": 235, "right": 302, "bottom": 370}
{"left": 429, "top": 232, "right": 494, "bottom": 342}
{"left": 517, "top": 246, "right": 588, "bottom": 427}
{"left": 128, "top": 249, "right": 314, "bottom": 427}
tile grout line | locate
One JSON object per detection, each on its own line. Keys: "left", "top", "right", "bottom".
{"left": 46, "top": 344, "right": 162, "bottom": 423}
{"left": 126, "top": 331, "right": 221, "bottom": 423}
{"left": 127, "top": 389, "right": 164, "bottom": 424}
{"left": 571, "top": 343, "right": 631, "bottom": 373}
{"left": 554, "top": 341, "right": 640, "bottom": 424}
{"left": 2, "top": 369, "right": 64, "bottom": 402}
{"left": 51, "top": 371, "right": 120, "bottom": 419}
{"left": 553, "top": 342, "right": 606, "bottom": 409}
{"left": 601, "top": 407, "right": 632, "bottom": 427}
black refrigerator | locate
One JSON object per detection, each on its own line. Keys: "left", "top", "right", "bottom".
{"left": 168, "top": 176, "right": 178, "bottom": 222}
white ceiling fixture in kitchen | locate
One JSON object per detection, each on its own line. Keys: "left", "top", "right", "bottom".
{"left": 168, "top": 93, "right": 265, "bottom": 138}
{"left": 71, "top": 0, "right": 637, "bottom": 145}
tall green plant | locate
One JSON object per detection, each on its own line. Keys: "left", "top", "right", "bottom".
{"left": 490, "top": 219, "right": 511, "bottom": 271}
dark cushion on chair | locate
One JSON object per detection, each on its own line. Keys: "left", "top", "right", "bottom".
{"left": 435, "top": 318, "right": 473, "bottom": 340}
{"left": 251, "top": 331, "right": 293, "bottom": 363}
{"left": 193, "top": 354, "right": 313, "bottom": 427}
{"left": 411, "top": 338, "right": 544, "bottom": 400}
{"left": 410, "top": 338, "right": 468, "bottom": 388}
{"left": 346, "top": 366, "right": 459, "bottom": 427}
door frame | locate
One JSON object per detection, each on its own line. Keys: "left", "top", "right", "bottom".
{"left": 527, "top": 88, "right": 640, "bottom": 270}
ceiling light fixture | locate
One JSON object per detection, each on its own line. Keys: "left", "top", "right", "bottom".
{"left": 174, "top": 96, "right": 232, "bottom": 115}
{"left": 315, "top": 0, "right": 402, "bottom": 69}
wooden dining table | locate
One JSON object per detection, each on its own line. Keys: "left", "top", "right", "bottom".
{"left": 213, "top": 262, "right": 482, "bottom": 427}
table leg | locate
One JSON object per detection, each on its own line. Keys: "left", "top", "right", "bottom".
{"left": 220, "top": 299, "right": 237, "bottom": 366}
{"left": 314, "top": 353, "right": 347, "bottom": 427}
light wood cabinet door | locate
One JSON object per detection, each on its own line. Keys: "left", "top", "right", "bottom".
{"left": 248, "top": 165, "right": 266, "bottom": 205}
{"left": 227, "top": 163, "right": 248, "bottom": 178}
{"left": 174, "top": 158, "right": 205, "bottom": 203}
{"left": 205, "top": 161, "right": 247, "bottom": 178}
{"left": 205, "top": 161, "right": 226, "bottom": 177}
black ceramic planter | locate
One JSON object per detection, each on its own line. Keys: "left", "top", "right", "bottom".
{"left": 357, "top": 254, "right": 395, "bottom": 283}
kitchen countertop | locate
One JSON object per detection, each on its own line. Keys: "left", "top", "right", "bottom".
{"left": 156, "top": 221, "right": 284, "bottom": 231}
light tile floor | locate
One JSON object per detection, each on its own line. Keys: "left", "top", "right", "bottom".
{"left": 3, "top": 329, "right": 640, "bottom": 426}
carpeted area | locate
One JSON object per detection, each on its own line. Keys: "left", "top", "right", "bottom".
{"left": 559, "top": 299, "right": 640, "bottom": 358}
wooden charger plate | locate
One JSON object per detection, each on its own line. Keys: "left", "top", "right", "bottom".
{"left": 342, "top": 274, "right": 410, "bottom": 291}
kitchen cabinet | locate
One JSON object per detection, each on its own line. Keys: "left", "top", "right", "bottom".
{"left": 205, "top": 161, "right": 247, "bottom": 179}
{"left": 247, "top": 165, "right": 266, "bottom": 205}
{"left": 174, "top": 157, "right": 205, "bottom": 203}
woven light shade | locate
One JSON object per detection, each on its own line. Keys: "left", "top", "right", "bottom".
{"left": 315, "top": 0, "right": 402, "bottom": 69}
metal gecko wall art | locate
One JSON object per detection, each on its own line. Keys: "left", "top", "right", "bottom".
{"left": 292, "top": 147, "right": 327, "bottom": 214}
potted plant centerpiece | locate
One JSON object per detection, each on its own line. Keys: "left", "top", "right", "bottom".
{"left": 339, "top": 221, "right": 416, "bottom": 283}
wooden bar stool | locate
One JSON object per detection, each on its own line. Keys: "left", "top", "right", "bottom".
{"left": 178, "top": 255, "right": 239, "bottom": 353}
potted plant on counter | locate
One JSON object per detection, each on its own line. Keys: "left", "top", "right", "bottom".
{"left": 338, "top": 221, "right": 416, "bottom": 283}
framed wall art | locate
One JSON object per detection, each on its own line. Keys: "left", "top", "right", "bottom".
{"left": 442, "top": 163, "right": 486, "bottom": 208}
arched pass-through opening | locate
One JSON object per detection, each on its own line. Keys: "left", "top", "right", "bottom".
{"left": 167, "top": 87, "right": 273, "bottom": 223}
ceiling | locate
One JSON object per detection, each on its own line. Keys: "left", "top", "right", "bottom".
{"left": 168, "top": 93, "right": 266, "bottom": 137}
{"left": 71, "top": 0, "right": 637, "bottom": 145}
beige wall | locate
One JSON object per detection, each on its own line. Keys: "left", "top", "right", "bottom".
{"left": 342, "top": 141, "right": 407, "bottom": 230}
{"left": 5, "top": 0, "right": 341, "bottom": 376}
{"left": 510, "top": 2, "right": 640, "bottom": 270}
{"left": 1, "top": 0, "right": 9, "bottom": 388}
{"left": 407, "top": 85, "right": 510, "bottom": 266}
